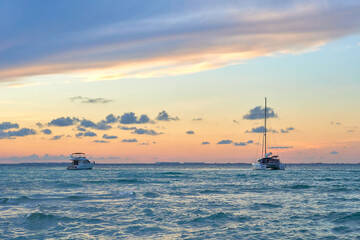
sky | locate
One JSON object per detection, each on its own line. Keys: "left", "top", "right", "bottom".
{"left": 0, "top": 0, "right": 360, "bottom": 163}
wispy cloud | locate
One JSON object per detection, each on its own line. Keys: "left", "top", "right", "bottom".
{"left": 121, "top": 138, "right": 138, "bottom": 143}
{"left": 94, "top": 140, "right": 109, "bottom": 143}
{"left": 132, "top": 128, "right": 161, "bottom": 135}
{"left": 103, "top": 134, "right": 118, "bottom": 139}
{"left": 268, "top": 146, "right": 293, "bottom": 149}
{"left": 280, "top": 127, "right": 295, "bottom": 133}
{"left": 70, "top": 96, "right": 114, "bottom": 104}
{"left": 3, "top": 1, "right": 359, "bottom": 83}
{"left": 217, "top": 139, "right": 254, "bottom": 146}
{"left": 50, "top": 135, "right": 64, "bottom": 140}
{"left": 192, "top": 118, "right": 203, "bottom": 121}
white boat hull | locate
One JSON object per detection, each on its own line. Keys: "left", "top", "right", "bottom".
{"left": 252, "top": 162, "right": 286, "bottom": 170}
{"left": 252, "top": 163, "right": 266, "bottom": 170}
{"left": 67, "top": 163, "right": 94, "bottom": 170}
{"left": 278, "top": 163, "right": 286, "bottom": 170}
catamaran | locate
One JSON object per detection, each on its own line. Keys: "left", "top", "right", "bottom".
{"left": 252, "top": 98, "right": 286, "bottom": 170}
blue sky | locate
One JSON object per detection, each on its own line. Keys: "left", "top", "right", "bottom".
{"left": 0, "top": 0, "right": 359, "bottom": 163}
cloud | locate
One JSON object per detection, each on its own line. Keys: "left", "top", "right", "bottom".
{"left": 330, "top": 121, "right": 341, "bottom": 125}
{"left": 2, "top": 1, "right": 360, "bottom": 84}
{"left": 0, "top": 122, "right": 19, "bottom": 130}
{"left": 49, "top": 117, "right": 78, "bottom": 127}
{"left": 0, "top": 153, "right": 68, "bottom": 163}
{"left": 0, "top": 128, "right": 36, "bottom": 139}
{"left": 119, "top": 126, "right": 137, "bottom": 130}
{"left": 103, "top": 134, "right": 118, "bottom": 139}
{"left": 234, "top": 140, "right": 254, "bottom": 146}
{"left": 233, "top": 120, "right": 239, "bottom": 124}
{"left": 50, "top": 135, "right": 64, "bottom": 140}
{"left": 216, "top": 139, "right": 253, "bottom": 146}
{"left": 41, "top": 129, "right": 52, "bottom": 135}
{"left": 75, "top": 133, "right": 83, "bottom": 138}
{"left": 234, "top": 142, "right": 247, "bottom": 146}
{"left": 156, "top": 111, "right": 179, "bottom": 121}
{"left": 280, "top": 127, "right": 295, "bottom": 133}
{"left": 80, "top": 119, "right": 111, "bottom": 130}
{"left": 70, "top": 96, "right": 113, "bottom": 104}
{"left": 269, "top": 146, "right": 293, "bottom": 149}
{"left": 121, "top": 138, "right": 138, "bottom": 143}
{"left": 76, "top": 131, "right": 97, "bottom": 137}
{"left": 202, "top": 141, "right": 210, "bottom": 145}
{"left": 132, "top": 128, "right": 161, "bottom": 135}
{"left": 330, "top": 151, "right": 339, "bottom": 154}
{"left": 77, "top": 126, "right": 86, "bottom": 132}
{"left": 94, "top": 140, "right": 109, "bottom": 143}
{"left": 217, "top": 140, "right": 233, "bottom": 145}
{"left": 138, "top": 143, "right": 150, "bottom": 145}
{"left": 186, "top": 130, "right": 195, "bottom": 135}
{"left": 84, "top": 131, "right": 97, "bottom": 137}
{"left": 105, "top": 114, "right": 118, "bottom": 123}
{"left": 192, "top": 118, "right": 203, "bottom": 121}
{"left": 246, "top": 126, "right": 277, "bottom": 133}
{"left": 243, "top": 106, "right": 278, "bottom": 120}
{"left": 120, "top": 112, "right": 151, "bottom": 124}
{"left": 36, "top": 122, "right": 43, "bottom": 128}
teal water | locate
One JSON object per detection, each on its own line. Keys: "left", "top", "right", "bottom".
{"left": 1, "top": 164, "right": 360, "bottom": 239}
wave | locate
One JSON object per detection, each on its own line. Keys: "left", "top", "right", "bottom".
{"left": 117, "top": 179, "right": 146, "bottom": 184}
{"left": 1, "top": 196, "right": 32, "bottom": 205}
{"left": 199, "top": 189, "right": 225, "bottom": 194}
{"left": 66, "top": 195, "right": 88, "bottom": 201}
{"left": 125, "top": 225, "right": 164, "bottom": 236}
{"left": 251, "top": 203, "right": 282, "bottom": 210}
{"left": 179, "top": 212, "right": 251, "bottom": 225}
{"left": 317, "top": 177, "right": 336, "bottom": 182}
{"left": 143, "top": 192, "right": 159, "bottom": 198}
{"left": 333, "top": 212, "right": 360, "bottom": 224}
{"left": 332, "top": 226, "right": 352, "bottom": 234}
{"left": 117, "top": 191, "right": 136, "bottom": 198}
{"left": 55, "top": 182, "right": 84, "bottom": 188}
{"left": 287, "top": 184, "right": 312, "bottom": 189}
{"left": 160, "top": 172, "right": 184, "bottom": 175}
{"left": 26, "top": 212, "right": 56, "bottom": 221}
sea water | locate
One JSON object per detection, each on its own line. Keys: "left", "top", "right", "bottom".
{"left": 1, "top": 164, "right": 360, "bottom": 239}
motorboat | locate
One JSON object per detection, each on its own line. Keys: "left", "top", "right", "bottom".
{"left": 67, "top": 153, "right": 95, "bottom": 170}
{"left": 252, "top": 98, "right": 286, "bottom": 170}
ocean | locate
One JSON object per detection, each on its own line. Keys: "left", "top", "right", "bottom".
{"left": 1, "top": 164, "right": 360, "bottom": 239}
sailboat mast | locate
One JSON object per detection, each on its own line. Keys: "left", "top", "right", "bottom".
{"left": 264, "top": 97, "right": 267, "bottom": 157}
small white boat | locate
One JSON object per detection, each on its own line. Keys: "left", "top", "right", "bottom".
{"left": 252, "top": 98, "right": 286, "bottom": 170}
{"left": 67, "top": 153, "right": 95, "bottom": 170}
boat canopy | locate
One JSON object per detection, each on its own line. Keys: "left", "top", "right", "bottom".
{"left": 70, "top": 153, "right": 87, "bottom": 160}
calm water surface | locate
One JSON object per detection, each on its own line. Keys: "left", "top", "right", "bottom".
{"left": 1, "top": 164, "right": 360, "bottom": 239}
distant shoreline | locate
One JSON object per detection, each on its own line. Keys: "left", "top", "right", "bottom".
{"left": 0, "top": 162, "right": 359, "bottom": 165}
